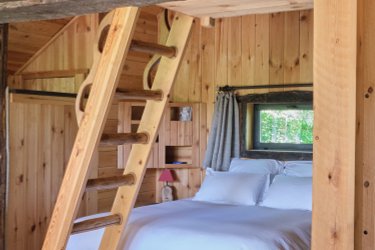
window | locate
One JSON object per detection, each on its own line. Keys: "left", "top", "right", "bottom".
{"left": 253, "top": 104, "right": 313, "bottom": 151}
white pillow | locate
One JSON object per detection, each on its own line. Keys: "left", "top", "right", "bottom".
{"left": 193, "top": 172, "right": 269, "bottom": 206}
{"left": 229, "top": 158, "right": 284, "bottom": 175}
{"left": 261, "top": 175, "right": 312, "bottom": 211}
{"left": 284, "top": 161, "right": 313, "bottom": 177}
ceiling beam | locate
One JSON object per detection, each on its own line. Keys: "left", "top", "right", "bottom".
{"left": 0, "top": 0, "right": 173, "bottom": 23}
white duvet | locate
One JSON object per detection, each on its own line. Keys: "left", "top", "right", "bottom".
{"left": 67, "top": 200, "right": 311, "bottom": 250}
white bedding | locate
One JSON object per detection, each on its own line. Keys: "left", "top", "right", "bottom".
{"left": 67, "top": 200, "right": 311, "bottom": 250}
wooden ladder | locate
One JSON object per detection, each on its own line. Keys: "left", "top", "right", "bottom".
{"left": 42, "top": 7, "right": 193, "bottom": 250}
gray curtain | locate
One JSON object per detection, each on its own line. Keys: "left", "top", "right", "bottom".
{"left": 203, "top": 91, "right": 240, "bottom": 171}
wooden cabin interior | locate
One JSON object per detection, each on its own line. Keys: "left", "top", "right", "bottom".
{"left": 0, "top": 0, "right": 372, "bottom": 249}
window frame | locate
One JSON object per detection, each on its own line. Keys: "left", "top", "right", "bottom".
{"left": 253, "top": 103, "right": 313, "bottom": 151}
{"left": 237, "top": 91, "right": 313, "bottom": 161}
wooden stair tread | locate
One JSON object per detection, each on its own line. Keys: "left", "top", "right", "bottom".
{"left": 115, "top": 88, "right": 163, "bottom": 101}
{"left": 71, "top": 214, "right": 122, "bottom": 235}
{"left": 130, "top": 40, "right": 176, "bottom": 58}
{"left": 100, "top": 133, "right": 148, "bottom": 146}
{"left": 86, "top": 174, "right": 135, "bottom": 191}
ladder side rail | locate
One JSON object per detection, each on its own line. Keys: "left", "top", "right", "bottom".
{"left": 99, "top": 13, "right": 194, "bottom": 250}
{"left": 42, "top": 7, "right": 140, "bottom": 250}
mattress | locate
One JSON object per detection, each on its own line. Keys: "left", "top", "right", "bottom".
{"left": 67, "top": 199, "right": 311, "bottom": 250}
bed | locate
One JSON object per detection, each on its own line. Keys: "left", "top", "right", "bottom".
{"left": 68, "top": 159, "right": 312, "bottom": 250}
{"left": 67, "top": 199, "right": 311, "bottom": 250}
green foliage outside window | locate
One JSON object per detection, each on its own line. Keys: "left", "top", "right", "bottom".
{"left": 259, "top": 109, "right": 313, "bottom": 144}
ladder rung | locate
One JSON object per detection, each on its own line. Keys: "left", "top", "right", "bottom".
{"left": 86, "top": 174, "right": 135, "bottom": 191}
{"left": 71, "top": 214, "right": 122, "bottom": 235}
{"left": 115, "top": 88, "right": 163, "bottom": 101}
{"left": 100, "top": 133, "right": 148, "bottom": 146}
{"left": 130, "top": 40, "right": 176, "bottom": 58}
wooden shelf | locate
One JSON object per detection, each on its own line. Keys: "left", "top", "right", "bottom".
{"left": 164, "top": 164, "right": 200, "bottom": 169}
{"left": 118, "top": 102, "right": 206, "bottom": 170}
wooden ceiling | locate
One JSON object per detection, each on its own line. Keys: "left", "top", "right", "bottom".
{"left": 7, "top": 18, "right": 71, "bottom": 74}
{"left": 160, "top": 0, "right": 313, "bottom": 18}
{"left": 0, "top": 0, "right": 313, "bottom": 23}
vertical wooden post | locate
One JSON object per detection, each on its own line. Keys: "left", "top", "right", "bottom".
{"left": 312, "top": 0, "right": 357, "bottom": 250}
{"left": 0, "top": 24, "right": 7, "bottom": 250}
{"left": 355, "top": 0, "right": 375, "bottom": 249}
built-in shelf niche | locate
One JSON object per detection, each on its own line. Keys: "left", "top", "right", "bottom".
{"left": 170, "top": 106, "right": 193, "bottom": 121}
{"left": 165, "top": 146, "right": 192, "bottom": 165}
{"left": 118, "top": 102, "right": 206, "bottom": 170}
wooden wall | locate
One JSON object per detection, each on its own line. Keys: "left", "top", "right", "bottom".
{"left": 7, "top": 98, "right": 78, "bottom": 250}
{"left": 6, "top": 7, "right": 161, "bottom": 250}
{"left": 9, "top": 8, "right": 159, "bottom": 92}
{"left": 173, "top": 9, "right": 313, "bottom": 130}
{"left": 6, "top": 8, "right": 314, "bottom": 249}
{"left": 168, "top": 9, "right": 313, "bottom": 198}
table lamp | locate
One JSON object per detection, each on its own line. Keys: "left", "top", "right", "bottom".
{"left": 159, "top": 169, "right": 174, "bottom": 202}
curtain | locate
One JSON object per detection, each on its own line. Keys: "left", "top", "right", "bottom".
{"left": 203, "top": 91, "right": 240, "bottom": 171}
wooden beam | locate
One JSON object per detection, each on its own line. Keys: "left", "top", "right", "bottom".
{"left": 0, "top": 0, "right": 171, "bottom": 23}
{"left": 0, "top": 23, "right": 7, "bottom": 250}
{"left": 355, "top": 0, "right": 375, "bottom": 248}
{"left": 86, "top": 175, "right": 135, "bottom": 191}
{"left": 159, "top": 0, "right": 313, "bottom": 18}
{"left": 42, "top": 7, "right": 140, "bottom": 250}
{"left": 9, "top": 93, "right": 75, "bottom": 106}
{"left": 312, "top": 0, "right": 357, "bottom": 249}
{"left": 71, "top": 214, "right": 122, "bottom": 235}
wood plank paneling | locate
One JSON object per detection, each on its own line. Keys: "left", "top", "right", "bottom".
{"left": 284, "top": 11, "right": 300, "bottom": 84}
{"left": 241, "top": 15, "right": 256, "bottom": 93}
{"left": 7, "top": 101, "right": 78, "bottom": 250}
{"left": 172, "top": 9, "right": 314, "bottom": 130}
{"left": 269, "top": 13, "right": 284, "bottom": 85}
{"left": 7, "top": 19, "right": 71, "bottom": 74}
{"left": 254, "top": 14, "right": 270, "bottom": 85}
{"left": 299, "top": 10, "right": 313, "bottom": 83}
{"left": 169, "top": 10, "right": 313, "bottom": 201}
{"left": 228, "top": 17, "right": 242, "bottom": 85}
{"left": 8, "top": 7, "right": 162, "bottom": 221}
{"left": 6, "top": 8, "right": 314, "bottom": 248}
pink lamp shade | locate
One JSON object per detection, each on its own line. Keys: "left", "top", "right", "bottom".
{"left": 159, "top": 169, "right": 174, "bottom": 182}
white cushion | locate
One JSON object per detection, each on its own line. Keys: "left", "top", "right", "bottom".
{"left": 229, "top": 158, "right": 284, "bottom": 175}
{"left": 284, "top": 161, "right": 313, "bottom": 177}
{"left": 193, "top": 171, "right": 269, "bottom": 206}
{"left": 261, "top": 175, "right": 312, "bottom": 211}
